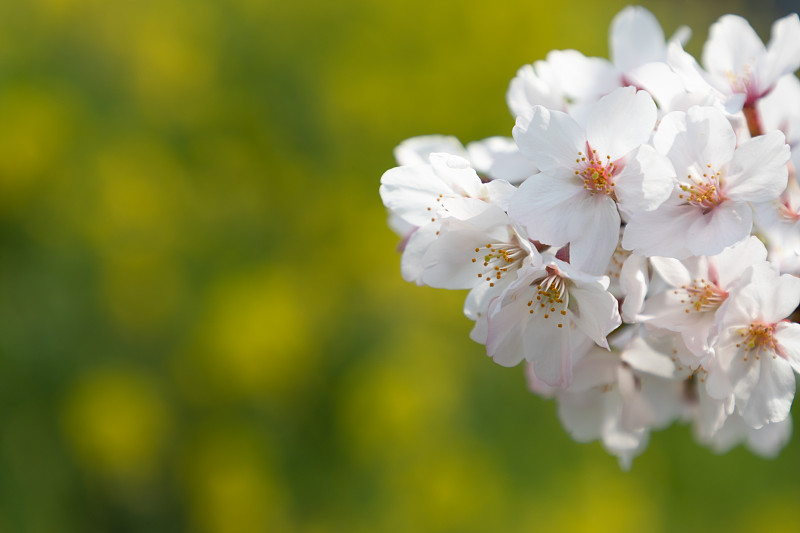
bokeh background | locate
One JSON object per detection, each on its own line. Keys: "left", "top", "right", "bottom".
{"left": 1, "top": 0, "right": 800, "bottom": 531}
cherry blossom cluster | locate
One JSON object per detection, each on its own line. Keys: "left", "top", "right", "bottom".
{"left": 379, "top": 6, "right": 800, "bottom": 468}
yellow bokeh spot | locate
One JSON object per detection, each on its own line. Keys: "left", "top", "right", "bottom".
{"left": 181, "top": 428, "right": 288, "bottom": 533}
{"left": 524, "top": 463, "right": 664, "bottom": 533}
{"left": 61, "top": 367, "right": 170, "bottom": 483}
{"left": 337, "top": 332, "right": 463, "bottom": 460}
{"left": 100, "top": 251, "right": 184, "bottom": 334}
{"left": 0, "top": 87, "right": 70, "bottom": 208}
{"left": 189, "top": 268, "right": 315, "bottom": 400}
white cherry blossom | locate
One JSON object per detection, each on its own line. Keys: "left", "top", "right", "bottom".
{"left": 623, "top": 106, "right": 790, "bottom": 258}
{"left": 642, "top": 237, "right": 768, "bottom": 360}
{"left": 485, "top": 254, "right": 620, "bottom": 386}
{"left": 511, "top": 86, "right": 674, "bottom": 274}
{"left": 706, "top": 262, "right": 800, "bottom": 428}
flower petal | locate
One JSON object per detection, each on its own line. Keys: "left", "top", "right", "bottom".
{"left": 610, "top": 6, "right": 666, "bottom": 73}
{"left": 725, "top": 131, "right": 789, "bottom": 203}
{"left": 686, "top": 201, "right": 752, "bottom": 257}
{"left": 758, "top": 13, "right": 800, "bottom": 94}
{"left": 568, "top": 195, "right": 621, "bottom": 275}
{"left": 509, "top": 169, "right": 586, "bottom": 248}
{"left": 512, "top": 106, "right": 585, "bottom": 171}
{"left": 614, "top": 144, "right": 675, "bottom": 213}
{"left": 702, "top": 15, "right": 766, "bottom": 79}
{"left": 586, "top": 87, "right": 657, "bottom": 160}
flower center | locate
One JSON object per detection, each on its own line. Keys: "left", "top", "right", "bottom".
{"left": 679, "top": 164, "right": 724, "bottom": 210}
{"left": 526, "top": 267, "right": 569, "bottom": 328}
{"left": 472, "top": 240, "right": 527, "bottom": 288}
{"left": 679, "top": 278, "right": 728, "bottom": 313}
{"left": 575, "top": 150, "right": 617, "bottom": 199}
{"left": 736, "top": 321, "right": 784, "bottom": 361}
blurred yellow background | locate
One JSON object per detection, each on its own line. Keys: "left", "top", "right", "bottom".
{"left": 0, "top": 0, "right": 798, "bottom": 531}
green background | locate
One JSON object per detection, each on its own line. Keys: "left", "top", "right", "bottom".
{"left": 0, "top": 0, "right": 797, "bottom": 531}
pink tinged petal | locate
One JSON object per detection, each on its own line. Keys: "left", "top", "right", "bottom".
{"left": 568, "top": 195, "right": 621, "bottom": 275}
{"left": 512, "top": 106, "right": 585, "bottom": 171}
{"left": 508, "top": 169, "right": 586, "bottom": 247}
{"left": 614, "top": 144, "right": 675, "bottom": 213}
{"left": 586, "top": 87, "right": 657, "bottom": 161}
{"left": 775, "top": 322, "right": 800, "bottom": 375}
{"left": 653, "top": 107, "right": 736, "bottom": 175}
{"left": 610, "top": 6, "right": 666, "bottom": 73}
{"left": 686, "top": 200, "right": 752, "bottom": 257}
{"left": 702, "top": 15, "right": 766, "bottom": 80}
{"left": 724, "top": 131, "right": 789, "bottom": 202}
{"left": 393, "top": 135, "right": 467, "bottom": 165}
{"left": 758, "top": 14, "right": 800, "bottom": 94}
{"left": 546, "top": 49, "right": 620, "bottom": 101}
{"left": 741, "top": 357, "right": 795, "bottom": 428}
{"left": 466, "top": 137, "right": 538, "bottom": 184}
{"left": 568, "top": 278, "right": 621, "bottom": 349}
{"left": 710, "top": 236, "right": 768, "bottom": 288}
{"left": 621, "top": 204, "right": 696, "bottom": 259}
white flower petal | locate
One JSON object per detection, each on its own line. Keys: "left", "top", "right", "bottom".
{"left": 622, "top": 204, "right": 696, "bottom": 258}
{"left": 613, "top": 144, "right": 675, "bottom": 213}
{"left": 650, "top": 256, "right": 691, "bottom": 287}
{"left": 711, "top": 236, "right": 768, "bottom": 289}
{"left": 546, "top": 49, "right": 620, "bottom": 101}
{"left": 758, "top": 13, "right": 800, "bottom": 95}
{"left": 725, "top": 131, "right": 789, "bottom": 203}
{"left": 400, "top": 223, "right": 440, "bottom": 284}
{"left": 509, "top": 169, "right": 586, "bottom": 248}
{"left": 610, "top": 6, "right": 666, "bottom": 73}
{"left": 702, "top": 15, "right": 766, "bottom": 79}
{"left": 568, "top": 195, "right": 621, "bottom": 275}
{"left": 568, "top": 276, "right": 621, "bottom": 349}
{"left": 619, "top": 254, "right": 649, "bottom": 322}
{"left": 686, "top": 201, "right": 752, "bottom": 257}
{"left": 775, "top": 322, "right": 800, "bottom": 375}
{"left": 467, "top": 136, "right": 538, "bottom": 184}
{"left": 742, "top": 358, "right": 795, "bottom": 428}
{"left": 512, "top": 106, "right": 585, "bottom": 171}
{"left": 393, "top": 135, "right": 467, "bottom": 165}
{"left": 653, "top": 107, "right": 736, "bottom": 175}
{"left": 586, "top": 87, "right": 657, "bottom": 160}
